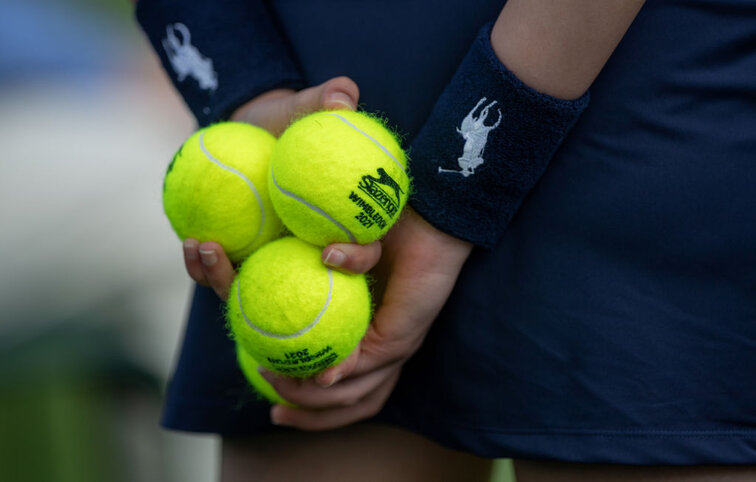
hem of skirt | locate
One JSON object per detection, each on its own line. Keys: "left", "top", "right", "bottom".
{"left": 377, "top": 408, "right": 756, "bottom": 465}
{"left": 160, "top": 400, "right": 756, "bottom": 464}
{"left": 161, "top": 400, "right": 276, "bottom": 436}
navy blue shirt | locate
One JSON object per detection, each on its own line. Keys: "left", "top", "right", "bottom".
{"left": 159, "top": 0, "right": 756, "bottom": 464}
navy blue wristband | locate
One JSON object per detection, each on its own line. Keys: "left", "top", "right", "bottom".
{"left": 136, "top": 0, "right": 305, "bottom": 126}
{"left": 410, "top": 23, "right": 590, "bottom": 248}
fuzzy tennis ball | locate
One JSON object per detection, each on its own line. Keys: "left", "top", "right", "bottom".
{"left": 163, "top": 122, "right": 282, "bottom": 263}
{"left": 235, "top": 343, "right": 290, "bottom": 405}
{"left": 227, "top": 237, "right": 371, "bottom": 378}
{"left": 269, "top": 110, "right": 409, "bottom": 246}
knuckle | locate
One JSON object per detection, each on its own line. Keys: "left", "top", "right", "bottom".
{"left": 347, "top": 258, "right": 371, "bottom": 274}
{"left": 279, "top": 382, "right": 305, "bottom": 399}
{"left": 343, "top": 244, "right": 380, "bottom": 272}
{"left": 267, "top": 379, "right": 295, "bottom": 396}
{"left": 339, "top": 392, "right": 362, "bottom": 407}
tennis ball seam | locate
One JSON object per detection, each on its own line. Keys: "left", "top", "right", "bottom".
{"left": 270, "top": 170, "right": 357, "bottom": 242}
{"left": 198, "top": 130, "right": 267, "bottom": 255}
{"left": 327, "top": 113, "right": 406, "bottom": 172}
{"left": 269, "top": 112, "right": 407, "bottom": 245}
{"left": 236, "top": 267, "right": 334, "bottom": 339}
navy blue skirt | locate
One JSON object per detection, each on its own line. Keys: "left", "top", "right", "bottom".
{"left": 161, "top": 0, "right": 756, "bottom": 464}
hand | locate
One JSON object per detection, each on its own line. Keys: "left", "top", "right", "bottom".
{"left": 260, "top": 208, "right": 473, "bottom": 430}
{"left": 230, "top": 76, "right": 359, "bottom": 137}
{"left": 182, "top": 76, "right": 361, "bottom": 294}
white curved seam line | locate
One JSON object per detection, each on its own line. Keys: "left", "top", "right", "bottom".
{"left": 270, "top": 170, "right": 356, "bottom": 242}
{"left": 327, "top": 113, "right": 406, "bottom": 173}
{"left": 199, "top": 131, "right": 265, "bottom": 250}
{"left": 237, "top": 269, "right": 334, "bottom": 339}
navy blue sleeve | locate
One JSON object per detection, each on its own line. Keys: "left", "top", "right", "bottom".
{"left": 136, "top": 0, "right": 305, "bottom": 126}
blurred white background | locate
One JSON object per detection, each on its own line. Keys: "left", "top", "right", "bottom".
{"left": 0, "top": 0, "right": 219, "bottom": 480}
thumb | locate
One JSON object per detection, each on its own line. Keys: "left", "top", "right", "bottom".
{"left": 290, "top": 76, "right": 360, "bottom": 115}
{"left": 230, "top": 76, "right": 360, "bottom": 136}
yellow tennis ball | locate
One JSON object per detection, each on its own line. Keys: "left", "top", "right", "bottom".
{"left": 269, "top": 110, "right": 410, "bottom": 246}
{"left": 163, "top": 122, "right": 282, "bottom": 262}
{"left": 227, "top": 237, "right": 371, "bottom": 378}
{"left": 235, "top": 342, "right": 291, "bottom": 405}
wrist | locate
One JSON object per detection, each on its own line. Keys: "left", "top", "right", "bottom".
{"left": 408, "top": 208, "right": 474, "bottom": 271}
{"left": 409, "top": 22, "right": 589, "bottom": 248}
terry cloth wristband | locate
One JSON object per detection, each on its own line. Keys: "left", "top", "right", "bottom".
{"left": 410, "top": 23, "right": 590, "bottom": 248}
{"left": 136, "top": 0, "right": 305, "bottom": 126}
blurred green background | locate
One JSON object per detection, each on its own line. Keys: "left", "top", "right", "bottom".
{"left": 0, "top": 0, "right": 515, "bottom": 480}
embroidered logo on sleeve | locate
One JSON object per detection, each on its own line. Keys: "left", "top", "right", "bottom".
{"left": 162, "top": 23, "right": 218, "bottom": 92}
{"left": 438, "top": 98, "right": 501, "bottom": 177}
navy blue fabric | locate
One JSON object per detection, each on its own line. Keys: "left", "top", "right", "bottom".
{"left": 161, "top": 285, "right": 276, "bottom": 434}
{"left": 410, "top": 23, "right": 589, "bottom": 247}
{"left": 136, "top": 0, "right": 304, "bottom": 126}
{"left": 159, "top": 0, "right": 756, "bottom": 464}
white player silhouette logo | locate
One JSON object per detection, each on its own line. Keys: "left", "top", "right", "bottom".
{"left": 162, "top": 23, "right": 218, "bottom": 92}
{"left": 438, "top": 97, "right": 502, "bottom": 177}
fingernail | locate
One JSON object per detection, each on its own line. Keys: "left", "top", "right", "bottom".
{"left": 183, "top": 240, "right": 198, "bottom": 261}
{"left": 318, "top": 371, "right": 342, "bottom": 388}
{"left": 199, "top": 248, "right": 217, "bottom": 266}
{"left": 270, "top": 405, "right": 286, "bottom": 426}
{"left": 323, "top": 248, "right": 346, "bottom": 268}
{"left": 326, "top": 92, "right": 355, "bottom": 110}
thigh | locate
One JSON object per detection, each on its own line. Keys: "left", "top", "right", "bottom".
{"left": 222, "top": 423, "right": 493, "bottom": 482}
{"left": 514, "top": 460, "right": 756, "bottom": 482}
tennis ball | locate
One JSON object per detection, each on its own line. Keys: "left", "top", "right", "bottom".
{"left": 235, "top": 342, "right": 291, "bottom": 405}
{"left": 163, "top": 122, "right": 282, "bottom": 263}
{"left": 269, "top": 110, "right": 409, "bottom": 246}
{"left": 227, "top": 237, "right": 371, "bottom": 378}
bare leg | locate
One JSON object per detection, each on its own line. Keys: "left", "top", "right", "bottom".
{"left": 515, "top": 460, "right": 756, "bottom": 482}
{"left": 222, "top": 423, "right": 492, "bottom": 482}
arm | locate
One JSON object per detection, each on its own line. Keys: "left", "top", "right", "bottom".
{"left": 135, "top": 0, "right": 362, "bottom": 291}
{"left": 261, "top": 0, "right": 645, "bottom": 430}
{"left": 135, "top": 0, "right": 306, "bottom": 126}
{"left": 492, "top": 0, "right": 644, "bottom": 100}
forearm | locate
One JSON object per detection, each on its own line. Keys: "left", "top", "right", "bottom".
{"left": 492, "top": 0, "right": 645, "bottom": 100}
{"left": 410, "top": 2, "right": 645, "bottom": 246}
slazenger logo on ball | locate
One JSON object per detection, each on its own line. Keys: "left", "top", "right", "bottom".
{"left": 358, "top": 168, "right": 404, "bottom": 217}
{"left": 348, "top": 167, "right": 403, "bottom": 230}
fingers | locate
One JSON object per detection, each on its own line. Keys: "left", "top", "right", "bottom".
{"left": 260, "top": 362, "right": 398, "bottom": 410}
{"left": 291, "top": 76, "right": 360, "bottom": 115}
{"left": 183, "top": 239, "right": 236, "bottom": 301}
{"left": 315, "top": 345, "right": 361, "bottom": 388}
{"left": 321, "top": 241, "right": 382, "bottom": 274}
{"left": 340, "top": 301, "right": 426, "bottom": 380}
{"left": 269, "top": 370, "right": 401, "bottom": 431}
{"left": 316, "top": 76, "right": 360, "bottom": 111}
{"left": 320, "top": 76, "right": 360, "bottom": 110}
{"left": 230, "top": 77, "right": 360, "bottom": 136}
{"left": 183, "top": 239, "right": 206, "bottom": 284}
{"left": 317, "top": 308, "right": 416, "bottom": 390}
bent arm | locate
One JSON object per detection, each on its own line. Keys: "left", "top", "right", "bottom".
{"left": 492, "top": 0, "right": 645, "bottom": 100}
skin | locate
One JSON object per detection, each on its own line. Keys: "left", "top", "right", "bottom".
{"left": 208, "top": 0, "right": 649, "bottom": 434}
{"left": 184, "top": 76, "right": 488, "bottom": 479}
{"left": 174, "top": 0, "right": 755, "bottom": 479}
{"left": 222, "top": 424, "right": 492, "bottom": 482}
{"left": 184, "top": 75, "right": 473, "bottom": 430}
